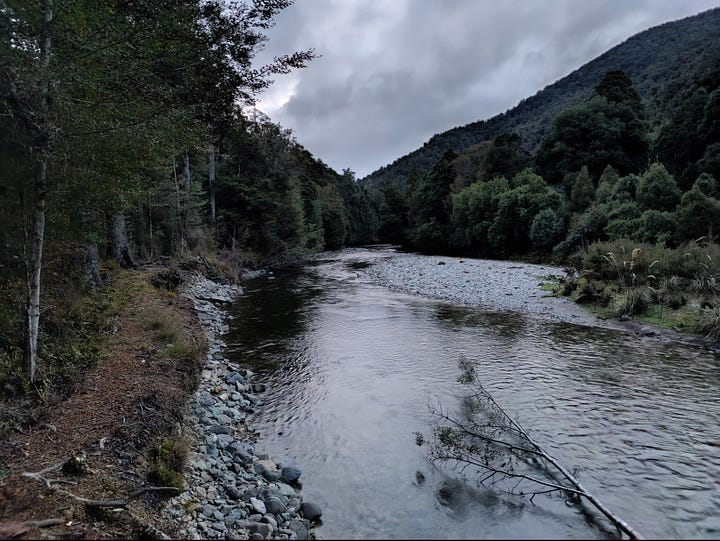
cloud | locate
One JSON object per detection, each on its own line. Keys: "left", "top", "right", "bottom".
{"left": 253, "top": 0, "right": 720, "bottom": 178}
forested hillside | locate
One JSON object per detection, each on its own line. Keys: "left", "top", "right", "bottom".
{"left": 0, "top": 0, "right": 379, "bottom": 387}
{"left": 362, "top": 7, "right": 720, "bottom": 190}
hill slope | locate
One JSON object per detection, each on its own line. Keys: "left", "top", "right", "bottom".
{"left": 361, "top": 7, "right": 720, "bottom": 189}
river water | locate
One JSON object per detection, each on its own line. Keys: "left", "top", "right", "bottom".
{"left": 224, "top": 247, "right": 720, "bottom": 540}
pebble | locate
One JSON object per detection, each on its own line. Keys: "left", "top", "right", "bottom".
{"left": 159, "top": 274, "right": 316, "bottom": 540}
{"left": 365, "top": 252, "right": 626, "bottom": 329}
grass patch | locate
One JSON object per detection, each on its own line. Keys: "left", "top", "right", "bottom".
{"left": 147, "top": 437, "right": 189, "bottom": 490}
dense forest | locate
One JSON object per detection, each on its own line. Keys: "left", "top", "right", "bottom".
{"left": 2, "top": 2, "right": 720, "bottom": 393}
{"left": 0, "top": 0, "right": 379, "bottom": 388}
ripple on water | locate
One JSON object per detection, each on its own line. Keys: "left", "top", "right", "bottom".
{"left": 225, "top": 248, "right": 720, "bottom": 540}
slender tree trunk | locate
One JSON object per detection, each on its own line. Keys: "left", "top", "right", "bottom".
{"left": 148, "top": 194, "right": 154, "bottom": 258}
{"left": 173, "top": 156, "right": 186, "bottom": 253}
{"left": 24, "top": 161, "right": 47, "bottom": 384}
{"left": 23, "top": 0, "right": 53, "bottom": 384}
{"left": 112, "top": 213, "right": 136, "bottom": 268}
{"left": 208, "top": 143, "right": 216, "bottom": 225}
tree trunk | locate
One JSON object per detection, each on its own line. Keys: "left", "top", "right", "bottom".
{"left": 208, "top": 143, "right": 216, "bottom": 225}
{"left": 173, "top": 156, "right": 186, "bottom": 254}
{"left": 112, "top": 213, "right": 136, "bottom": 268}
{"left": 24, "top": 160, "right": 47, "bottom": 384}
{"left": 23, "top": 0, "right": 53, "bottom": 384}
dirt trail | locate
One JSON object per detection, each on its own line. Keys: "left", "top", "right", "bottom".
{"left": 0, "top": 264, "right": 206, "bottom": 540}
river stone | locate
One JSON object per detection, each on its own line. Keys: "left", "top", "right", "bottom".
{"left": 288, "top": 519, "right": 308, "bottom": 540}
{"left": 250, "top": 497, "right": 267, "bottom": 514}
{"left": 300, "top": 502, "right": 322, "bottom": 522}
{"left": 226, "top": 372, "right": 245, "bottom": 384}
{"left": 281, "top": 466, "right": 302, "bottom": 485}
{"left": 276, "top": 483, "right": 297, "bottom": 497}
{"left": 225, "top": 484, "right": 242, "bottom": 500}
{"left": 262, "top": 495, "right": 286, "bottom": 515}
{"left": 209, "top": 424, "right": 231, "bottom": 434}
{"left": 216, "top": 434, "right": 234, "bottom": 449}
{"left": 252, "top": 383, "right": 267, "bottom": 393}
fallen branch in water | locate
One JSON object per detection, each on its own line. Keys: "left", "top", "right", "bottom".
{"left": 416, "top": 355, "right": 643, "bottom": 540}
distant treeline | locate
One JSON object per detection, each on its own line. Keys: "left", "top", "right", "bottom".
{"left": 373, "top": 69, "right": 720, "bottom": 261}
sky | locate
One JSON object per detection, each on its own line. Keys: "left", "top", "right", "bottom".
{"left": 252, "top": 0, "right": 720, "bottom": 179}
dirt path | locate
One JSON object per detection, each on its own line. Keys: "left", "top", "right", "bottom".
{"left": 0, "top": 264, "right": 206, "bottom": 540}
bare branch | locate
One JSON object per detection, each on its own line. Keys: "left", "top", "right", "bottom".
{"left": 419, "top": 355, "right": 644, "bottom": 540}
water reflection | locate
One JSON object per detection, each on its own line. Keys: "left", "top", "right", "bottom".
{"left": 225, "top": 248, "right": 720, "bottom": 540}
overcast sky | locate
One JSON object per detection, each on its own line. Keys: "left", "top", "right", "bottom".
{"left": 253, "top": 0, "right": 720, "bottom": 179}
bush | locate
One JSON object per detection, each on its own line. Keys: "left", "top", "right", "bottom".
{"left": 148, "top": 437, "right": 188, "bottom": 490}
{"left": 610, "top": 287, "right": 652, "bottom": 316}
{"left": 696, "top": 305, "right": 720, "bottom": 341}
{"left": 412, "top": 219, "right": 447, "bottom": 253}
{"left": 530, "top": 209, "right": 566, "bottom": 248}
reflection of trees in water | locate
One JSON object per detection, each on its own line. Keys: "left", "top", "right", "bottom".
{"left": 433, "top": 305, "right": 528, "bottom": 340}
{"left": 544, "top": 320, "right": 720, "bottom": 389}
{"left": 224, "top": 270, "right": 325, "bottom": 372}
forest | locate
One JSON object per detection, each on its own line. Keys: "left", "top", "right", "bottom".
{"left": 2, "top": 2, "right": 720, "bottom": 396}
{"left": 0, "top": 0, "right": 381, "bottom": 391}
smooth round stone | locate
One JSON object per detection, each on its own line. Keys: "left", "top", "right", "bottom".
{"left": 281, "top": 466, "right": 302, "bottom": 485}
{"left": 299, "top": 502, "right": 322, "bottom": 521}
{"left": 288, "top": 519, "right": 308, "bottom": 540}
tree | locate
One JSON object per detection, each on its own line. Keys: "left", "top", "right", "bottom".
{"left": 530, "top": 209, "right": 566, "bottom": 248}
{"left": 635, "top": 163, "right": 680, "bottom": 212}
{"left": 569, "top": 166, "right": 594, "bottom": 211}
{"left": 0, "top": 0, "right": 314, "bottom": 383}
{"left": 675, "top": 187, "right": 720, "bottom": 242}
{"left": 537, "top": 70, "right": 649, "bottom": 183}
{"left": 417, "top": 356, "right": 643, "bottom": 540}
{"left": 378, "top": 183, "right": 410, "bottom": 245}
{"left": 408, "top": 150, "right": 457, "bottom": 252}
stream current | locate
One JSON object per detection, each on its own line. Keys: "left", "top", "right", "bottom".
{"left": 224, "top": 247, "right": 720, "bottom": 539}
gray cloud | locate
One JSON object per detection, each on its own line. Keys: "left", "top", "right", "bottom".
{"left": 253, "top": 0, "right": 720, "bottom": 178}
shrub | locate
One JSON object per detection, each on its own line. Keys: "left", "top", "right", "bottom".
{"left": 530, "top": 208, "right": 566, "bottom": 248}
{"left": 610, "top": 287, "right": 652, "bottom": 317}
{"left": 696, "top": 306, "right": 720, "bottom": 341}
{"left": 148, "top": 437, "right": 188, "bottom": 490}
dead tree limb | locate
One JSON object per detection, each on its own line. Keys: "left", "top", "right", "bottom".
{"left": 22, "top": 461, "right": 179, "bottom": 508}
{"left": 418, "top": 355, "right": 643, "bottom": 540}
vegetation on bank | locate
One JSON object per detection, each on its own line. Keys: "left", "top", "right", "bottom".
{"left": 2, "top": 1, "right": 720, "bottom": 399}
{"left": 368, "top": 67, "right": 720, "bottom": 342}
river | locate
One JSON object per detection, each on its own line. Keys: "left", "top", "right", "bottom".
{"left": 224, "top": 247, "right": 720, "bottom": 540}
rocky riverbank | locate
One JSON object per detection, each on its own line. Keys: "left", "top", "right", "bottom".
{"left": 365, "top": 252, "right": 624, "bottom": 328}
{"left": 161, "top": 274, "right": 319, "bottom": 540}
{"left": 364, "top": 250, "right": 715, "bottom": 348}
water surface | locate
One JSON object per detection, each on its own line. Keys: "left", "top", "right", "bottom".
{"left": 225, "top": 247, "right": 720, "bottom": 539}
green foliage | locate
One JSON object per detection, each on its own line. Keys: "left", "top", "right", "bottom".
{"left": 412, "top": 219, "right": 448, "bottom": 253}
{"left": 693, "top": 173, "right": 719, "bottom": 198}
{"left": 610, "top": 287, "right": 652, "bottom": 316}
{"left": 674, "top": 187, "right": 720, "bottom": 242}
{"left": 450, "top": 177, "right": 510, "bottom": 253}
{"left": 569, "top": 166, "right": 595, "bottom": 211}
{"left": 319, "top": 184, "right": 349, "bottom": 250}
{"left": 377, "top": 183, "right": 411, "bottom": 245}
{"left": 636, "top": 163, "right": 681, "bottom": 211}
{"left": 148, "top": 437, "right": 188, "bottom": 491}
{"left": 537, "top": 70, "right": 650, "bottom": 183}
{"left": 696, "top": 306, "right": 720, "bottom": 341}
{"left": 636, "top": 210, "right": 675, "bottom": 245}
{"left": 554, "top": 203, "right": 609, "bottom": 258}
{"left": 406, "top": 150, "right": 457, "bottom": 252}
{"left": 530, "top": 208, "right": 566, "bottom": 249}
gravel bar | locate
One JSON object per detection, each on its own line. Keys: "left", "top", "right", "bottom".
{"left": 366, "top": 252, "right": 624, "bottom": 330}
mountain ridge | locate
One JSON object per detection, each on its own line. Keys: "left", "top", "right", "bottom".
{"left": 360, "top": 6, "right": 720, "bottom": 189}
